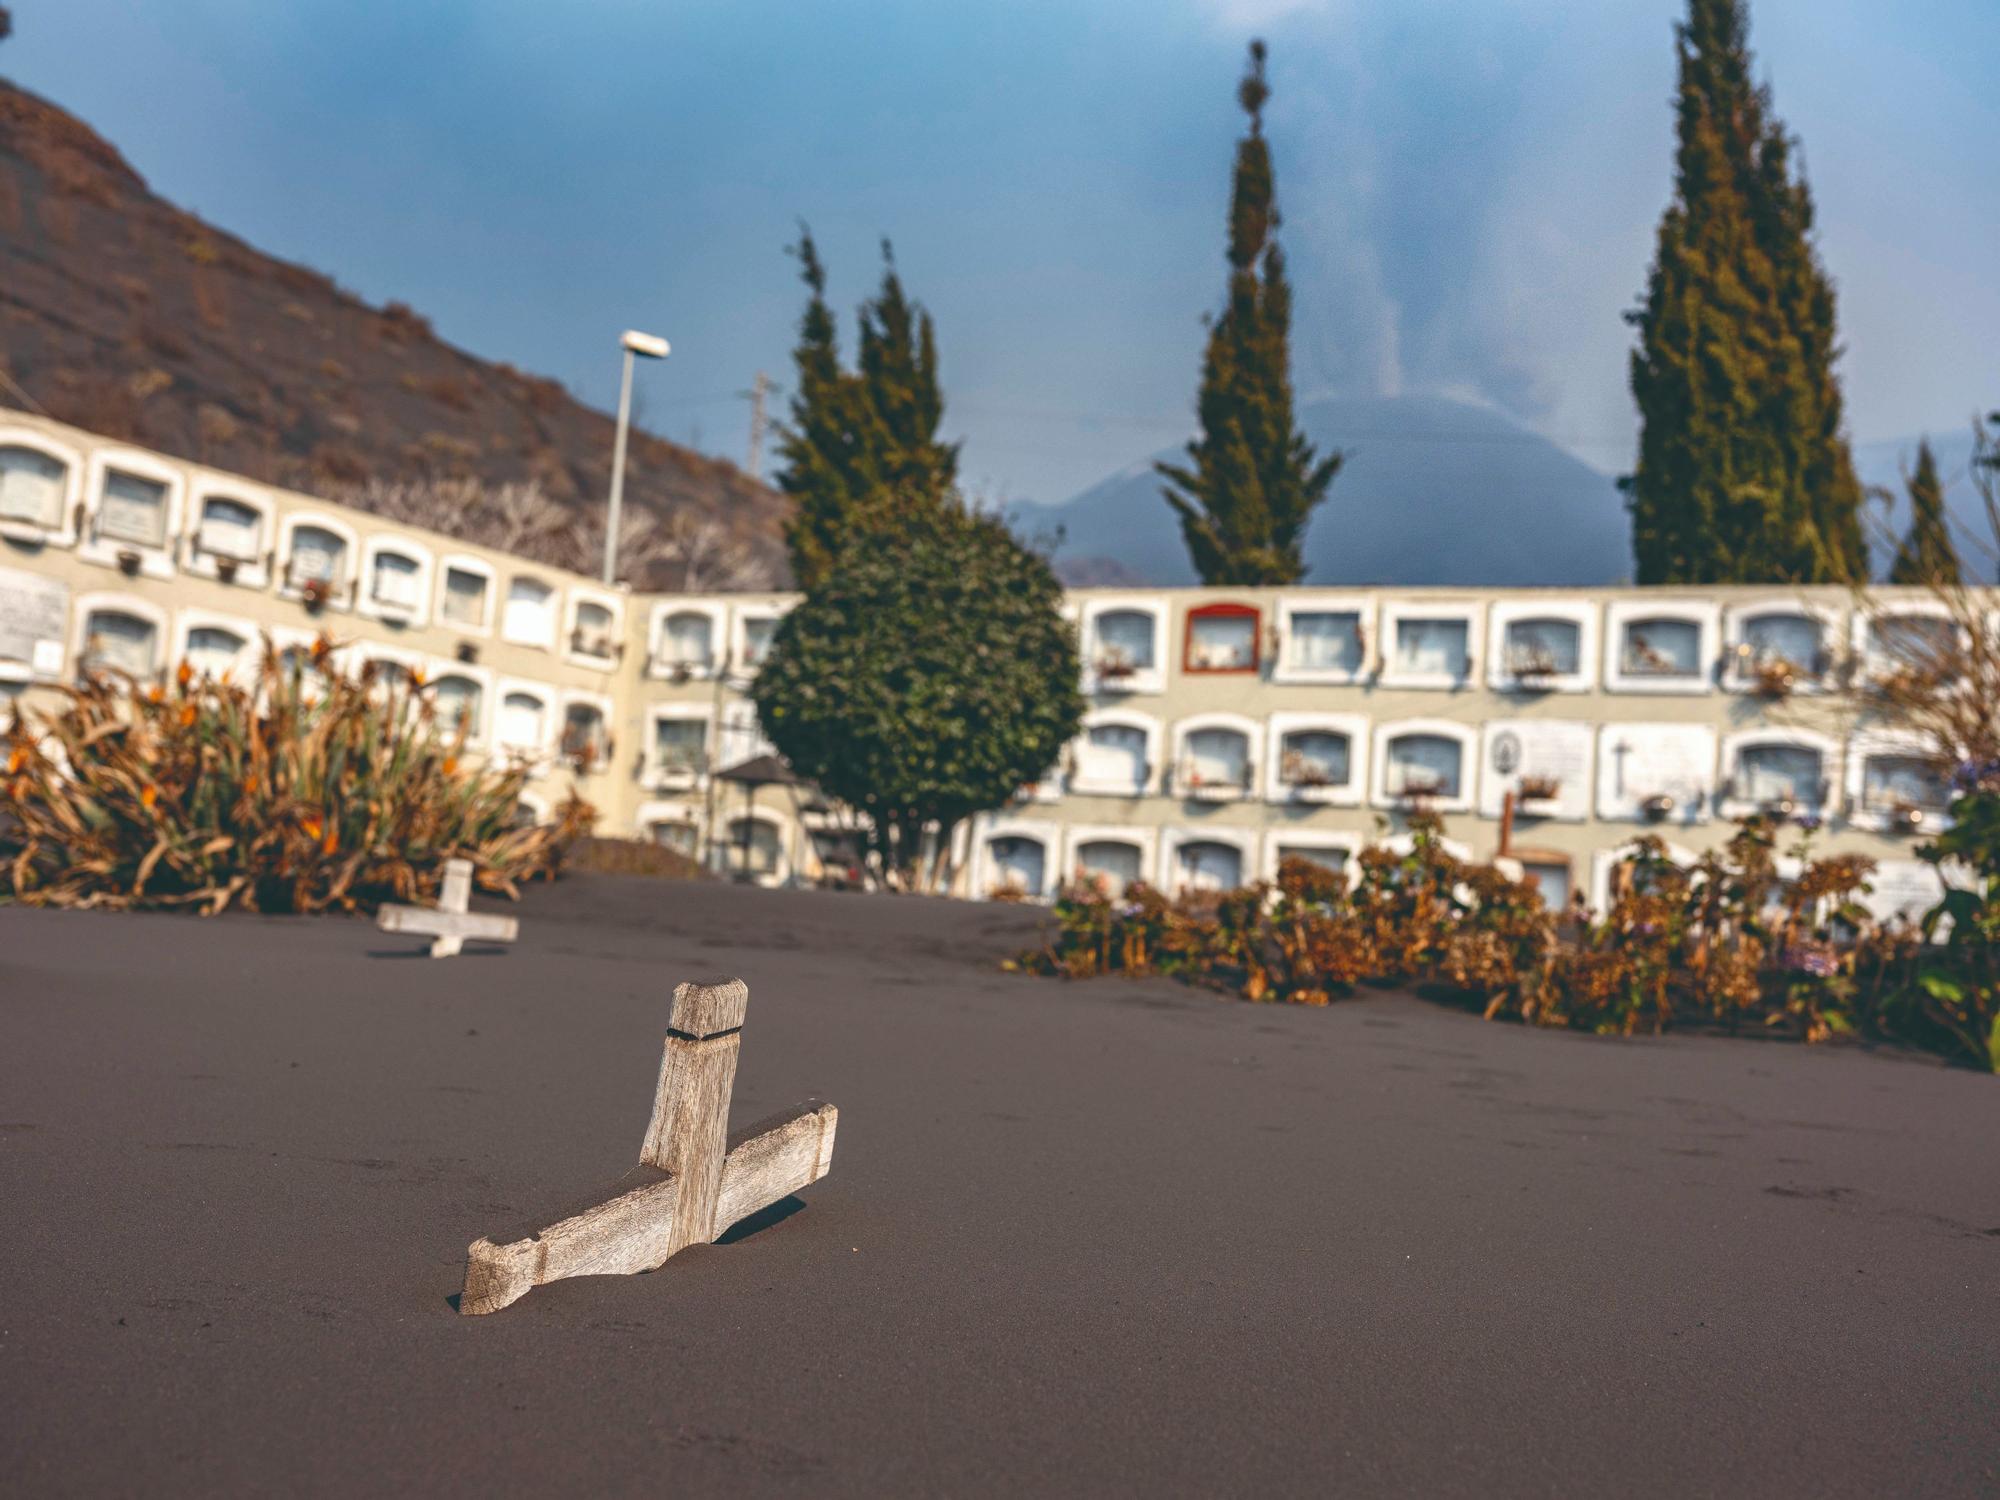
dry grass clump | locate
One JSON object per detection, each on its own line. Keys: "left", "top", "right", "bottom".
{"left": 2, "top": 637, "right": 589, "bottom": 913}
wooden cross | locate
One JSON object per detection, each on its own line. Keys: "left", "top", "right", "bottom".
{"left": 459, "top": 977, "right": 838, "bottom": 1315}
{"left": 377, "top": 858, "right": 518, "bottom": 957}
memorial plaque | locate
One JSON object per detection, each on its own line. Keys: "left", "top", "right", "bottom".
{"left": 0, "top": 565, "right": 69, "bottom": 676}
{"left": 98, "top": 472, "right": 168, "bottom": 547}
{"left": 1480, "top": 720, "right": 1593, "bottom": 821}
{"left": 1862, "top": 860, "right": 1945, "bottom": 927}
{"left": 1595, "top": 723, "right": 1717, "bottom": 823}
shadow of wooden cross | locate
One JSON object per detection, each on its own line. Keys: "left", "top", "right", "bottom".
{"left": 377, "top": 858, "right": 517, "bottom": 957}
{"left": 459, "top": 977, "right": 838, "bottom": 1315}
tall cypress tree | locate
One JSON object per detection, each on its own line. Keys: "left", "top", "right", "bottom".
{"left": 1158, "top": 40, "right": 1339, "bottom": 586}
{"left": 857, "top": 242, "right": 957, "bottom": 508}
{"left": 1626, "top": 0, "right": 1866, "bottom": 585}
{"left": 1888, "top": 439, "right": 1960, "bottom": 585}
{"left": 776, "top": 232, "right": 958, "bottom": 591}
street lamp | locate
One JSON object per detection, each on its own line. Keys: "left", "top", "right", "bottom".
{"left": 602, "top": 328, "right": 671, "bottom": 585}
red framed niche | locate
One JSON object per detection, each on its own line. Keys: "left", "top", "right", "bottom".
{"left": 1183, "top": 602, "right": 1262, "bottom": 675}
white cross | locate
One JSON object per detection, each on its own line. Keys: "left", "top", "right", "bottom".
{"left": 376, "top": 858, "right": 518, "bottom": 957}
{"left": 459, "top": 977, "right": 838, "bottom": 1315}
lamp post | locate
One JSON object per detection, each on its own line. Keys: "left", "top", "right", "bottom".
{"left": 603, "top": 328, "right": 671, "bottom": 585}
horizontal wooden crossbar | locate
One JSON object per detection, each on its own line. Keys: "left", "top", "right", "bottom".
{"left": 461, "top": 1099, "right": 837, "bottom": 1315}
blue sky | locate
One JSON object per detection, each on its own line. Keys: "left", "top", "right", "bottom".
{"left": 7, "top": 0, "right": 1996, "bottom": 505}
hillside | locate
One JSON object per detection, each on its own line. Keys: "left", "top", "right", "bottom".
{"left": 0, "top": 78, "right": 787, "bottom": 589}
{"left": 1033, "top": 394, "right": 1634, "bottom": 588}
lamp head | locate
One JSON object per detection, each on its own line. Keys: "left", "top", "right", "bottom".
{"left": 621, "top": 330, "right": 670, "bottom": 359}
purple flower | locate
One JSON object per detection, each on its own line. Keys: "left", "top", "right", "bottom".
{"left": 1950, "top": 758, "right": 2000, "bottom": 794}
{"left": 1794, "top": 813, "right": 1823, "bottom": 832}
{"left": 1782, "top": 941, "right": 1839, "bottom": 978}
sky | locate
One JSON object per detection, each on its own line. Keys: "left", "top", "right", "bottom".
{"left": 6, "top": 0, "right": 1996, "bottom": 506}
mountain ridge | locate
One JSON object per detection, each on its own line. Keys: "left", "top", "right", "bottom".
{"left": 0, "top": 77, "right": 788, "bottom": 588}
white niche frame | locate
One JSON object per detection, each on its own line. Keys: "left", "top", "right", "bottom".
{"left": 0, "top": 424, "right": 85, "bottom": 548}
{"left": 971, "top": 815, "right": 1062, "bottom": 902}
{"left": 183, "top": 481, "right": 277, "bottom": 590}
{"left": 275, "top": 510, "right": 361, "bottom": 610}
{"left": 1159, "top": 824, "right": 1259, "bottom": 897}
{"left": 1269, "top": 593, "right": 1375, "bottom": 686}
{"left": 356, "top": 533, "right": 436, "bottom": 626}
{"left": 434, "top": 554, "right": 498, "bottom": 637}
{"left": 1487, "top": 598, "right": 1598, "bottom": 694}
{"left": 1378, "top": 598, "right": 1483, "bottom": 690}
{"left": 79, "top": 447, "right": 186, "bottom": 580}
{"left": 1061, "top": 824, "right": 1160, "bottom": 896}
{"left": 1078, "top": 595, "right": 1169, "bottom": 696}
{"left": 1721, "top": 598, "right": 1844, "bottom": 696}
{"left": 1371, "top": 718, "right": 1479, "bottom": 814}
{"left": 1717, "top": 728, "right": 1842, "bottom": 822}
{"left": 1068, "top": 709, "right": 1163, "bottom": 798}
{"left": 644, "top": 702, "right": 715, "bottom": 791}
{"left": 1604, "top": 598, "right": 1721, "bottom": 695}
{"left": 1169, "top": 711, "right": 1264, "bottom": 802}
{"left": 1264, "top": 710, "right": 1368, "bottom": 807}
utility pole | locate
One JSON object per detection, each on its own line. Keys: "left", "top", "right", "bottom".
{"left": 739, "top": 371, "right": 775, "bottom": 478}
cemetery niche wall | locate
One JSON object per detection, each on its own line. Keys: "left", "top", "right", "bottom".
{"left": 2, "top": 409, "right": 1988, "bottom": 907}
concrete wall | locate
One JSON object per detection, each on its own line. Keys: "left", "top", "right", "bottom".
{"left": 1, "top": 411, "right": 1983, "bottom": 912}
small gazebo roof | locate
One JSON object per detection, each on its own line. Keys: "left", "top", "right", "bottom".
{"left": 714, "top": 753, "right": 805, "bottom": 789}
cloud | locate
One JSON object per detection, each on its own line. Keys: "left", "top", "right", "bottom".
{"left": 1196, "top": 0, "right": 1346, "bottom": 31}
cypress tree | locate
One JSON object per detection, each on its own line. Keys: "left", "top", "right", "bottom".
{"left": 1888, "top": 439, "right": 1960, "bottom": 586}
{"left": 1158, "top": 40, "right": 1339, "bottom": 586}
{"left": 775, "top": 231, "right": 957, "bottom": 591}
{"left": 1626, "top": 0, "right": 1867, "bottom": 585}
{"left": 857, "top": 242, "right": 957, "bottom": 509}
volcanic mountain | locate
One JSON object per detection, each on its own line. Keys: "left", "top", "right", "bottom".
{"left": 1032, "top": 394, "right": 1635, "bottom": 589}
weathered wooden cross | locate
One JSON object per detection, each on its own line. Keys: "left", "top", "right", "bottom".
{"left": 377, "top": 858, "right": 518, "bottom": 957}
{"left": 459, "top": 977, "right": 838, "bottom": 1315}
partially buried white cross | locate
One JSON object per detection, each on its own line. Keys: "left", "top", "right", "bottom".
{"left": 376, "top": 858, "right": 518, "bottom": 957}
{"left": 458, "top": 977, "right": 838, "bottom": 1315}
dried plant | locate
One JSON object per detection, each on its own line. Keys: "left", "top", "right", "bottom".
{"left": 2, "top": 639, "right": 590, "bottom": 913}
{"left": 1280, "top": 748, "right": 1334, "bottom": 788}
{"left": 335, "top": 476, "right": 773, "bottom": 592}
{"left": 654, "top": 510, "right": 769, "bottom": 593}
{"left": 1507, "top": 642, "right": 1561, "bottom": 680}
{"left": 1745, "top": 652, "right": 1800, "bottom": 699}
{"left": 1851, "top": 415, "right": 2000, "bottom": 768}
{"left": 1012, "top": 811, "right": 1985, "bottom": 1068}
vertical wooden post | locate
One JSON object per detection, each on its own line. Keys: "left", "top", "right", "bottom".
{"left": 639, "top": 978, "right": 748, "bottom": 1257}
{"left": 1498, "top": 790, "right": 1516, "bottom": 859}
{"left": 433, "top": 858, "right": 473, "bottom": 956}
{"left": 439, "top": 858, "right": 472, "bottom": 913}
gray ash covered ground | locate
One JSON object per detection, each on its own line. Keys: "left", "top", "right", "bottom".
{"left": 2, "top": 877, "right": 1996, "bottom": 1496}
